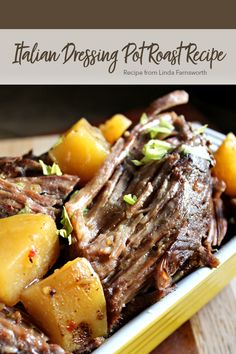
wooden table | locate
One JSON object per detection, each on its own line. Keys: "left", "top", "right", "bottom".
{"left": 151, "top": 281, "right": 236, "bottom": 354}
{"left": 0, "top": 134, "right": 236, "bottom": 354}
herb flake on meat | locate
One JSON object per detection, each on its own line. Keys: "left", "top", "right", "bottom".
{"left": 39, "top": 160, "right": 62, "bottom": 176}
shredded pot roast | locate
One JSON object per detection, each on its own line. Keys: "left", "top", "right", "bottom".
{"left": 0, "top": 91, "right": 229, "bottom": 353}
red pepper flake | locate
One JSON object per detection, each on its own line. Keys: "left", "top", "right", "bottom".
{"left": 66, "top": 320, "right": 77, "bottom": 332}
{"left": 6, "top": 205, "right": 14, "bottom": 212}
{"left": 28, "top": 246, "right": 37, "bottom": 263}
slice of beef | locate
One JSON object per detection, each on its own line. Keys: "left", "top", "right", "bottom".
{"left": 66, "top": 91, "right": 227, "bottom": 328}
{"left": 0, "top": 156, "right": 42, "bottom": 178}
{"left": 0, "top": 305, "right": 67, "bottom": 354}
{"left": 207, "top": 177, "right": 228, "bottom": 246}
{"left": 104, "top": 155, "right": 220, "bottom": 323}
{"left": 146, "top": 90, "right": 189, "bottom": 116}
{"left": 0, "top": 175, "right": 79, "bottom": 219}
{"left": 9, "top": 175, "right": 79, "bottom": 205}
{"left": 0, "top": 150, "right": 53, "bottom": 179}
{"left": 0, "top": 146, "right": 79, "bottom": 219}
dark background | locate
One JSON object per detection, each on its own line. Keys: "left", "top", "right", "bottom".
{"left": 0, "top": 0, "right": 235, "bottom": 28}
{"left": 0, "top": 85, "right": 235, "bottom": 138}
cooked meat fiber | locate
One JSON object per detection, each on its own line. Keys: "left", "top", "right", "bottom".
{"left": 0, "top": 155, "right": 42, "bottom": 179}
{"left": 0, "top": 305, "right": 105, "bottom": 354}
{"left": 0, "top": 151, "right": 80, "bottom": 219}
{"left": 66, "top": 91, "right": 227, "bottom": 327}
{"left": 0, "top": 150, "right": 55, "bottom": 179}
{"left": 0, "top": 151, "right": 79, "bottom": 219}
{"left": 0, "top": 175, "right": 79, "bottom": 219}
{"left": 0, "top": 306, "right": 67, "bottom": 354}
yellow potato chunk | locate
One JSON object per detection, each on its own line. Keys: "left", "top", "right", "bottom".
{"left": 213, "top": 133, "right": 236, "bottom": 196}
{"left": 100, "top": 114, "right": 132, "bottom": 144}
{"left": 0, "top": 214, "right": 59, "bottom": 306}
{"left": 50, "top": 118, "right": 110, "bottom": 183}
{"left": 21, "top": 257, "right": 107, "bottom": 352}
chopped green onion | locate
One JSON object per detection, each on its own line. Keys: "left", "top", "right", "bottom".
{"left": 132, "top": 139, "right": 173, "bottom": 166}
{"left": 57, "top": 229, "right": 67, "bottom": 238}
{"left": 159, "top": 118, "right": 175, "bottom": 130}
{"left": 143, "top": 145, "right": 168, "bottom": 160}
{"left": 61, "top": 207, "right": 73, "bottom": 234}
{"left": 180, "top": 144, "right": 211, "bottom": 161}
{"left": 15, "top": 182, "right": 25, "bottom": 190}
{"left": 194, "top": 124, "right": 208, "bottom": 136}
{"left": 83, "top": 207, "right": 89, "bottom": 215}
{"left": 39, "top": 160, "right": 62, "bottom": 176}
{"left": 57, "top": 229, "right": 72, "bottom": 245}
{"left": 51, "top": 163, "right": 62, "bottom": 176}
{"left": 39, "top": 160, "right": 50, "bottom": 175}
{"left": 142, "top": 139, "right": 172, "bottom": 156}
{"left": 148, "top": 126, "right": 173, "bottom": 139}
{"left": 142, "top": 139, "right": 172, "bottom": 163}
{"left": 141, "top": 149, "right": 167, "bottom": 164}
{"left": 132, "top": 159, "right": 143, "bottom": 166}
{"left": 123, "top": 194, "right": 137, "bottom": 206}
{"left": 147, "top": 118, "right": 174, "bottom": 139}
{"left": 58, "top": 206, "right": 73, "bottom": 244}
{"left": 140, "top": 113, "right": 148, "bottom": 125}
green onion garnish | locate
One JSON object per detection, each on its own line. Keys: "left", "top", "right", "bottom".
{"left": 140, "top": 113, "right": 148, "bottom": 125}
{"left": 123, "top": 194, "right": 137, "bottom": 205}
{"left": 15, "top": 182, "right": 25, "bottom": 190}
{"left": 148, "top": 126, "right": 174, "bottom": 139}
{"left": 160, "top": 118, "right": 175, "bottom": 130}
{"left": 39, "top": 160, "right": 62, "bottom": 176}
{"left": 131, "top": 159, "right": 143, "bottom": 166}
{"left": 142, "top": 139, "right": 172, "bottom": 162}
{"left": 83, "top": 207, "right": 89, "bottom": 215}
{"left": 132, "top": 139, "right": 173, "bottom": 166}
{"left": 58, "top": 206, "right": 73, "bottom": 244}
{"left": 147, "top": 118, "right": 174, "bottom": 139}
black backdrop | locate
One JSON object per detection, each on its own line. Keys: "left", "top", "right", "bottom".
{"left": 0, "top": 86, "right": 235, "bottom": 138}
